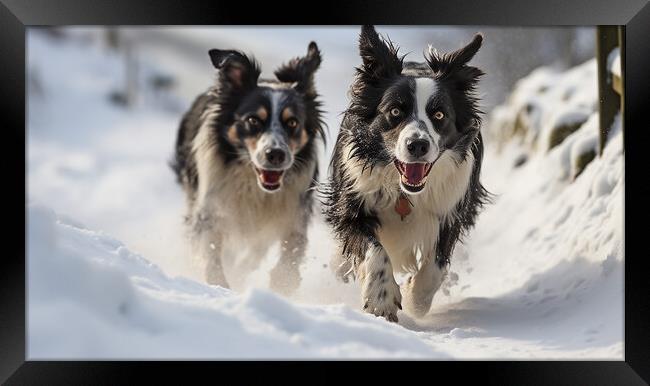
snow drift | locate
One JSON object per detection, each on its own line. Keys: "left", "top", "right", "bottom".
{"left": 28, "top": 203, "right": 447, "bottom": 359}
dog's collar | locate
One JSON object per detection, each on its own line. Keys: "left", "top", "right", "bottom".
{"left": 394, "top": 192, "right": 413, "bottom": 221}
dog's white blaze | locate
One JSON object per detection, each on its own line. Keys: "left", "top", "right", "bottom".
{"left": 394, "top": 78, "right": 441, "bottom": 165}
{"left": 252, "top": 90, "right": 293, "bottom": 170}
{"left": 269, "top": 90, "right": 288, "bottom": 139}
{"left": 270, "top": 91, "right": 281, "bottom": 125}
{"left": 415, "top": 77, "right": 440, "bottom": 145}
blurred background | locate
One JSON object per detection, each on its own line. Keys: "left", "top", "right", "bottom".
{"left": 28, "top": 26, "right": 596, "bottom": 116}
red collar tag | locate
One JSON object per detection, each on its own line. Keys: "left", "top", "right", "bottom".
{"left": 394, "top": 193, "right": 413, "bottom": 221}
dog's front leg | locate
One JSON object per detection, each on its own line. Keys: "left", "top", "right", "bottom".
{"left": 269, "top": 230, "right": 306, "bottom": 296}
{"left": 359, "top": 242, "right": 402, "bottom": 323}
{"left": 402, "top": 256, "right": 448, "bottom": 318}
{"left": 192, "top": 211, "right": 229, "bottom": 288}
{"left": 203, "top": 232, "right": 229, "bottom": 288}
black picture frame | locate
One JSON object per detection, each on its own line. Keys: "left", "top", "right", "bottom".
{"left": 3, "top": 0, "right": 649, "bottom": 383}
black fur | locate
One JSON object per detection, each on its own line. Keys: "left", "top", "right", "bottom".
{"left": 322, "top": 114, "right": 384, "bottom": 269}
{"left": 171, "top": 92, "right": 211, "bottom": 190}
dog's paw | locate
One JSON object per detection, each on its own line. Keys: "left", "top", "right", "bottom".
{"left": 362, "top": 279, "right": 402, "bottom": 323}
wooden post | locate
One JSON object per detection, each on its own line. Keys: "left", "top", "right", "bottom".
{"left": 596, "top": 26, "right": 620, "bottom": 156}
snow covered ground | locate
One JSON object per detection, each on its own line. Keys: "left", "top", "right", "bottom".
{"left": 27, "top": 28, "right": 623, "bottom": 359}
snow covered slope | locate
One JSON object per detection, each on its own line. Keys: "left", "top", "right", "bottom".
{"left": 28, "top": 203, "right": 448, "bottom": 359}
{"left": 27, "top": 28, "right": 623, "bottom": 359}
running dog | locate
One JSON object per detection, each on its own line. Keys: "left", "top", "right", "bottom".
{"left": 172, "top": 42, "right": 325, "bottom": 295}
{"left": 324, "top": 26, "right": 490, "bottom": 322}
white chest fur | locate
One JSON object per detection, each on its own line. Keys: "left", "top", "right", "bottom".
{"left": 192, "top": 125, "right": 315, "bottom": 242}
{"left": 353, "top": 151, "right": 475, "bottom": 273}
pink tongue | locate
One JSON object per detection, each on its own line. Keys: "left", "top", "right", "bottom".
{"left": 261, "top": 170, "right": 282, "bottom": 184}
{"left": 404, "top": 163, "right": 426, "bottom": 184}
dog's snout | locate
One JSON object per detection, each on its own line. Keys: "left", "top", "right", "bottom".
{"left": 406, "top": 139, "right": 430, "bottom": 158}
{"left": 265, "top": 148, "right": 286, "bottom": 166}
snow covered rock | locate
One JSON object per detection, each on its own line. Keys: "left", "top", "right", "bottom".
{"left": 487, "top": 59, "right": 598, "bottom": 153}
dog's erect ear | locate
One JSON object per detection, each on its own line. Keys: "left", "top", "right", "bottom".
{"left": 358, "top": 25, "right": 402, "bottom": 80}
{"left": 208, "top": 49, "right": 260, "bottom": 92}
{"left": 426, "top": 33, "right": 484, "bottom": 88}
{"left": 274, "top": 41, "right": 322, "bottom": 97}
{"left": 428, "top": 33, "right": 483, "bottom": 72}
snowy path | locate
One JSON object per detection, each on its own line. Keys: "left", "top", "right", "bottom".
{"left": 27, "top": 28, "right": 623, "bottom": 359}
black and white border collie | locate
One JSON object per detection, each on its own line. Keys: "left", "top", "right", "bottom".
{"left": 172, "top": 42, "right": 325, "bottom": 295}
{"left": 324, "top": 26, "right": 490, "bottom": 322}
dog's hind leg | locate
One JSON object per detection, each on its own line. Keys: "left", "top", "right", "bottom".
{"left": 269, "top": 230, "right": 306, "bottom": 296}
{"left": 358, "top": 243, "right": 402, "bottom": 323}
{"left": 401, "top": 256, "right": 448, "bottom": 318}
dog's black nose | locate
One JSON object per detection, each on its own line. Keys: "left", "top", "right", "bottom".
{"left": 406, "top": 139, "right": 430, "bottom": 158}
{"left": 265, "top": 148, "right": 286, "bottom": 166}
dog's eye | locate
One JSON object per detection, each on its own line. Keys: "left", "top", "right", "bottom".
{"left": 433, "top": 111, "right": 445, "bottom": 120}
{"left": 247, "top": 116, "right": 261, "bottom": 126}
{"left": 390, "top": 107, "right": 402, "bottom": 117}
{"left": 286, "top": 118, "right": 299, "bottom": 130}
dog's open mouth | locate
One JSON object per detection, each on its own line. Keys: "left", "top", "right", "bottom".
{"left": 255, "top": 168, "right": 285, "bottom": 192}
{"left": 394, "top": 160, "right": 433, "bottom": 193}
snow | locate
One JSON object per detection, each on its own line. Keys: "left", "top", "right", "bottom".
{"left": 487, "top": 59, "right": 598, "bottom": 152}
{"left": 434, "top": 120, "right": 623, "bottom": 359}
{"left": 28, "top": 203, "right": 446, "bottom": 359}
{"left": 608, "top": 47, "right": 621, "bottom": 78}
{"left": 27, "top": 28, "right": 622, "bottom": 359}
{"left": 569, "top": 113, "right": 600, "bottom": 179}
